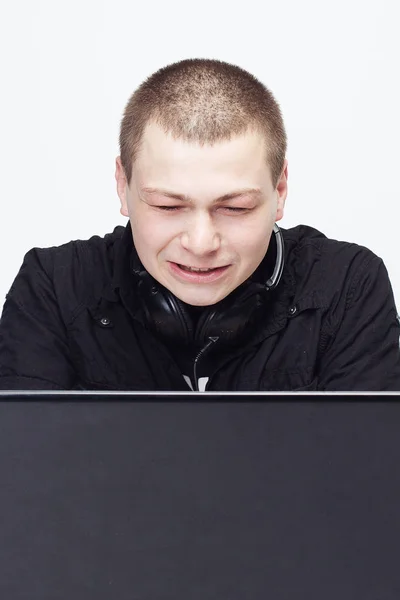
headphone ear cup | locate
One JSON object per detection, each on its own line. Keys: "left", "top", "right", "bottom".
{"left": 195, "top": 309, "right": 217, "bottom": 343}
{"left": 168, "top": 295, "right": 195, "bottom": 344}
{"left": 195, "top": 287, "right": 266, "bottom": 344}
{"left": 137, "top": 274, "right": 195, "bottom": 343}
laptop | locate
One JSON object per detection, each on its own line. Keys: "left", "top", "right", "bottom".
{"left": 0, "top": 391, "right": 399, "bottom": 599}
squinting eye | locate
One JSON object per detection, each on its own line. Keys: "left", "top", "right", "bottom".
{"left": 155, "top": 206, "right": 180, "bottom": 212}
{"left": 221, "top": 207, "right": 249, "bottom": 213}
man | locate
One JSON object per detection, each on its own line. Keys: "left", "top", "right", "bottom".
{"left": 0, "top": 59, "right": 399, "bottom": 391}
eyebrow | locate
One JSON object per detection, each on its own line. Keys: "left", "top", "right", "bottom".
{"left": 141, "top": 187, "right": 262, "bottom": 203}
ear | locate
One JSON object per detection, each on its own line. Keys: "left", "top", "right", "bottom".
{"left": 275, "top": 159, "right": 288, "bottom": 222}
{"left": 115, "top": 157, "right": 129, "bottom": 217}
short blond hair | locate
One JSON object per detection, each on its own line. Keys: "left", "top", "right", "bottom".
{"left": 120, "top": 58, "right": 287, "bottom": 187}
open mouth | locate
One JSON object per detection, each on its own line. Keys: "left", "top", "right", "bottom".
{"left": 169, "top": 262, "right": 230, "bottom": 281}
{"left": 178, "top": 264, "right": 220, "bottom": 273}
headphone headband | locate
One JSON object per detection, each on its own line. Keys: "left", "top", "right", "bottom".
{"left": 266, "top": 223, "right": 285, "bottom": 290}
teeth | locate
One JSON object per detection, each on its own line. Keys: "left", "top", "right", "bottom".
{"left": 180, "top": 265, "right": 215, "bottom": 272}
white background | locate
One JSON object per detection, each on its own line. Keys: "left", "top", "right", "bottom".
{"left": 0, "top": 0, "right": 399, "bottom": 310}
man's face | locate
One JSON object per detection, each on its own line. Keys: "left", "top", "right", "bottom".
{"left": 116, "top": 122, "right": 287, "bottom": 306}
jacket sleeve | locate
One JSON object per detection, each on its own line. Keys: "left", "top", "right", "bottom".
{"left": 0, "top": 248, "right": 76, "bottom": 390}
{"left": 317, "top": 255, "right": 400, "bottom": 391}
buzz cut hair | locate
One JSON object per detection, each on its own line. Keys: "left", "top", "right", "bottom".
{"left": 119, "top": 58, "right": 287, "bottom": 188}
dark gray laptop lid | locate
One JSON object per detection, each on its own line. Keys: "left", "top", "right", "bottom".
{"left": 0, "top": 393, "right": 399, "bottom": 599}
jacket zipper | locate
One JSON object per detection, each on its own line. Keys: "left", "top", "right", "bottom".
{"left": 193, "top": 336, "right": 219, "bottom": 391}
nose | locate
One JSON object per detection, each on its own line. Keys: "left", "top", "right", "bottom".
{"left": 180, "top": 211, "right": 221, "bottom": 256}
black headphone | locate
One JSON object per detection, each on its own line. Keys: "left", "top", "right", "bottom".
{"left": 132, "top": 223, "right": 285, "bottom": 345}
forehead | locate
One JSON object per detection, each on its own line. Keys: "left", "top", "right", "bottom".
{"left": 133, "top": 122, "right": 270, "bottom": 185}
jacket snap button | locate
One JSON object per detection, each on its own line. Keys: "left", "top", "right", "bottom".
{"left": 288, "top": 305, "right": 297, "bottom": 316}
{"left": 100, "top": 317, "right": 111, "bottom": 326}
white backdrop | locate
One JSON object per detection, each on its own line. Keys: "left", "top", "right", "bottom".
{"left": 1, "top": 0, "right": 399, "bottom": 310}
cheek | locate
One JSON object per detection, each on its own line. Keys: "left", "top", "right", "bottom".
{"left": 240, "top": 236, "right": 270, "bottom": 264}
{"left": 131, "top": 211, "right": 178, "bottom": 256}
{"left": 226, "top": 215, "right": 272, "bottom": 256}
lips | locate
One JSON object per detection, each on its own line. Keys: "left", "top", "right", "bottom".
{"left": 178, "top": 264, "right": 221, "bottom": 273}
{"left": 168, "top": 261, "right": 230, "bottom": 282}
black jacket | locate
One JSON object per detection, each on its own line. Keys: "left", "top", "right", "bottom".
{"left": 0, "top": 222, "right": 399, "bottom": 391}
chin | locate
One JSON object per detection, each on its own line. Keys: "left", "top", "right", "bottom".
{"left": 174, "top": 288, "right": 231, "bottom": 307}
